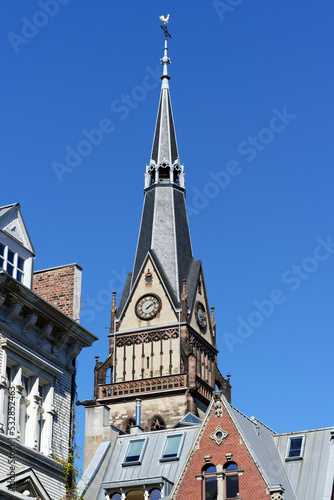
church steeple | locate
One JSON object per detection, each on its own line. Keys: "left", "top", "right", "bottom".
{"left": 89, "top": 22, "right": 231, "bottom": 436}
{"left": 145, "top": 29, "right": 185, "bottom": 189}
{"left": 130, "top": 25, "right": 191, "bottom": 304}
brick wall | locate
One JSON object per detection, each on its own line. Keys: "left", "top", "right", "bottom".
{"left": 175, "top": 403, "right": 270, "bottom": 500}
{"left": 33, "top": 263, "right": 82, "bottom": 321}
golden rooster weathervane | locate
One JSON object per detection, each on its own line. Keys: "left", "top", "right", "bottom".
{"left": 159, "top": 14, "right": 172, "bottom": 38}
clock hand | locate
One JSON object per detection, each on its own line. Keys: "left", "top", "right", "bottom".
{"left": 143, "top": 301, "right": 154, "bottom": 313}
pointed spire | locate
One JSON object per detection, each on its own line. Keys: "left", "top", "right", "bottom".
{"left": 145, "top": 21, "right": 185, "bottom": 189}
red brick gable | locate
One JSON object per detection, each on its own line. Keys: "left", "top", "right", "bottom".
{"left": 174, "top": 396, "right": 270, "bottom": 500}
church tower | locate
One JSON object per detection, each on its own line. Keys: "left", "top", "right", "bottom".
{"left": 91, "top": 27, "right": 230, "bottom": 434}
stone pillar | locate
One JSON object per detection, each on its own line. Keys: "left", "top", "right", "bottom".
{"left": 216, "top": 464, "right": 224, "bottom": 500}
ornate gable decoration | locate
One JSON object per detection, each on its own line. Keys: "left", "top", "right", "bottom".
{"left": 210, "top": 425, "right": 229, "bottom": 446}
{"left": 213, "top": 393, "right": 223, "bottom": 417}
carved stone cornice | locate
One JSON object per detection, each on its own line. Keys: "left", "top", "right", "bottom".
{"left": 7, "top": 300, "right": 23, "bottom": 323}
{"left": 24, "top": 313, "right": 38, "bottom": 333}
{"left": 39, "top": 323, "right": 53, "bottom": 342}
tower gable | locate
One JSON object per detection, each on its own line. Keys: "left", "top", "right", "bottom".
{"left": 118, "top": 253, "right": 178, "bottom": 332}
{"left": 188, "top": 266, "right": 216, "bottom": 347}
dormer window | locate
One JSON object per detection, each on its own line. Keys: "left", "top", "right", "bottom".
{"left": 123, "top": 438, "right": 146, "bottom": 466}
{"left": 286, "top": 434, "right": 305, "bottom": 460}
{"left": 0, "top": 243, "right": 25, "bottom": 284}
{"left": 160, "top": 433, "right": 183, "bottom": 461}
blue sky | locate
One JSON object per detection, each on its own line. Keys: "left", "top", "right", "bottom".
{"left": 1, "top": 1, "right": 334, "bottom": 473}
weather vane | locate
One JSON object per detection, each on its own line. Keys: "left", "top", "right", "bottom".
{"left": 159, "top": 14, "right": 172, "bottom": 38}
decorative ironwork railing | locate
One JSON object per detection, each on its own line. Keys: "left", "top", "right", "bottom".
{"left": 98, "top": 373, "right": 187, "bottom": 399}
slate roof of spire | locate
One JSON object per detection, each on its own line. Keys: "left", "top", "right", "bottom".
{"left": 117, "top": 33, "right": 199, "bottom": 315}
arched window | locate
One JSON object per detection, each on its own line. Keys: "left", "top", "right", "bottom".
{"left": 150, "top": 488, "right": 161, "bottom": 500}
{"left": 126, "top": 491, "right": 144, "bottom": 500}
{"left": 224, "top": 462, "right": 239, "bottom": 499}
{"left": 144, "top": 414, "right": 166, "bottom": 432}
{"left": 106, "top": 367, "right": 112, "bottom": 383}
{"left": 121, "top": 416, "right": 136, "bottom": 434}
{"left": 111, "top": 494, "right": 121, "bottom": 500}
{"left": 202, "top": 464, "right": 217, "bottom": 500}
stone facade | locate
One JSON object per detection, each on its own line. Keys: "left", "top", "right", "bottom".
{"left": 0, "top": 204, "right": 97, "bottom": 499}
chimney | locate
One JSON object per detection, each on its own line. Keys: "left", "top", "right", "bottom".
{"left": 136, "top": 399, "right": 142, "bottom": 426}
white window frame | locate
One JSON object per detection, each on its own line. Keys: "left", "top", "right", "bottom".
{"left": 0, "top": 343, "right": 57, "bottom": 457}
{"left": 286, "top": 434, "right": 306, "bottom": 461}
{"left": 122, "top": 437, "right": 148, "bottom": 466}
{"left": 160, "top": 433, "right": 185, "bottom": 462}
{"left": 0, "top": 242, "right": 25, "bottom": 284}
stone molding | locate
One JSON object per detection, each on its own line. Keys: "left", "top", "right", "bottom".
{"left": 209, "top": 425, "right": 229, "bottom": 445}
{"left": 115, "top": 327, "right": 179, "bottom": 347}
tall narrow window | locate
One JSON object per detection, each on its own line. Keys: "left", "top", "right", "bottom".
{"left": 0, "top": 243, "right": 4, "bottom": 269}
{"left": 287, "top": 435, "right": 305, "bottom": 459}
{"left": 224, "top": 462, "right": 239, "bottom": 499}
{"left": 20, "top": 375, "right": 30, "bottom": 444}
{"left": 203, "top": 464, "right": 217, "bottom": 500}
{"left": 7, "top": 249, "right": 15, "bottom": 277}
{"left": 17, "top": 256, "right": 24, "bottom": 283}
{"left": 106, "top": 367, "right": 112, "bottom": 384}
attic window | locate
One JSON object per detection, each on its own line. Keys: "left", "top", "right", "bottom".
{"left": 160, "top": 434, "right": 183, "bottom": 461}
{"left": 123, "top": 438, "right": 146, "bottom": 466}
{"left": 0, "top": 243, "right": 25, "bottom": 284}
{"left": 145, "top": 270, "right": 152, "bottom": 286}
{"left": 286, "top": 435, "right": 305, "bottom": 460}
{"left": 198, "top": 279, "right": 202, "bottom": 294}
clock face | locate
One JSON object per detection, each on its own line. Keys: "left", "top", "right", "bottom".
{"left": 135, "top": 294, "right": 161, "bottom": 320}
{"left": 196, "top": 301, "right": 206, "bottom": 329}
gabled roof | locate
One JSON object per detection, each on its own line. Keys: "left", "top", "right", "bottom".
{"left": 0, "top": 203, "right": 35, "bottom": 254}
{"left": 0, "top": 466, "right": 52, "bottom": 499}
{"left": 227, "top": 403, "right": 297, "bottom": 500}
{"left": 170, "top": 393, "right": 297, "bottom": 500}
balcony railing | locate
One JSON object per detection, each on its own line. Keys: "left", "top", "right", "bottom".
{"left": 98, "top": 373, "right": 187, "bottom": 400}
{"left": 195, "top": 376, "right": 213, "bottom": 401}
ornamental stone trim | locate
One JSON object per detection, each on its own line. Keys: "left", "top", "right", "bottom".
{"left": 210, "top": 425, "right": 229, "bottom": 445}
{"left": 115, "top": 327, "right": 179, "bottom": 347}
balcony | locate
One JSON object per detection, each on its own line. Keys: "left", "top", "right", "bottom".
{"left": 97, "top": 373, "right": 187, "bottom": 401}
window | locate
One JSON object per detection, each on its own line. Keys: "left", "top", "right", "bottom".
{"left": 20, "top": 373, "right": 31, "bottom": 444}
{"left": 203, "top": 465, "right": 217, "bottom": 500}
{"left": 123, "top": 439, "right": 146, "bottom": 465}
{"left": 0, "top": 243, "right": 25, "bottom": 283}
{"left": 110, "top": 494, "right": 121, "bottom": 500}
{"left": 286, "top": 435, "right": 305, "bottom": 460}
{"left": 202, "top": 462, "right": 240, "bottom": 500}
{"left": 150, "top": 489, "right": 161, "bottom": 500}
{"left": 161, "top": 434, "right": 183, "bottom": 461}
{"left": 0, "top": 243, "right": 5, "bottom": 268}
{"left": 1, "top": 355, "right": 54, "bottom": 456}
{"left": 224, "top": 462, "right": 239, "bottom": 499}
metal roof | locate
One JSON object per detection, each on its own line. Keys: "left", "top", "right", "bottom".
{"left": 95, "top": 424, "right": 200, "bottom": 499}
